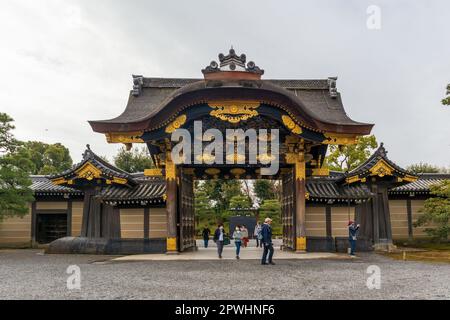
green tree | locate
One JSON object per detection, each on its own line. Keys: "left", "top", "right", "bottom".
{"left": 414, "top": 180, "right": 450, "bottom": 241}
{"left": 194, "top": 188, "right": 216, "bottom": 233}
{"left": 200, "top": 179, "right": 243, "bottom": 213}
{"left": 407, "top": 162, "right": 441, "bottom": 174}
{"left": 14, "top": 141, "right": 73, "bottom": 175}
{"left": 254, "top": 180, "right": 277, "bottom": 205}
{"left": 114, "top": 146, "right": 154, "bottom": 173}
{"left": 0, "top": 114, "right": 34, "bottom": 220}
{"left": 0, "top": 113, "right": 20, "bottom": 153}
{"left": 326, "top": 135, "right": 378, "bottom": 172}
{"left": 442, "top": 84, "right": 450, "bottom": 106}
{"left": 259, "top": 199, "right": 282, "bottom": 235}
{"left": 229, "top": 195, "right": 252, "bottom": 209}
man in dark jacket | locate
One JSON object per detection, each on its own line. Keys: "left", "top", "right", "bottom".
{"left": 261, "top": 218, "right": 275, "bottom": 265}
{"left": 213, "top": 224, "right": 225, "bottom": 259}
{"left": 348, "top": 220, "right": 360, "bottom": 256}
{"left": 202, "top": 226, "right": 211, "bottom": 248}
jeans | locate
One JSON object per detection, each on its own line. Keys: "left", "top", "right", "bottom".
{"left": 217, "top": 241, "right": 224, "bottom": 257}
{"left": 203, "top": 239, "right": 209, "bottom": 248}
{"left": 349, "top": 239, "right": 356, "bottom": 255}
{"left": 262, "top": 243, "right": 274, "bottom": 264}
{"left": 235, "top": 241, "right": 241, "bottom": 256}
{"left": 256, "top": 238, "right": 261, "bottom": 248}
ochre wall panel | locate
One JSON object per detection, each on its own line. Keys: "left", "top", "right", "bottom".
{"left": 71, "top": 201, "right": 83, "bottom": 237}
{"left": 150, "top": 208, "right": 167, "bottom": 239}
{"left": 331, "top": 207, "right": 355, "bottom": 237}
{"left": 120, "top": 208, "right": 144, "bottom": 239}
{"left": 0, "top": 205, "right": 32, "bottom": 246}
{"left": 305, "top": 206, "right": 326, "bottom": 237}
{"left": 389, "top": 200, "right": 409, "bottom": 239}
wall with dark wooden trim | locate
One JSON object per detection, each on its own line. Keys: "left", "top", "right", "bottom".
{"left": 0, "top": 204, "right": 32, "bottom": 247}
{"left": 305, "top": 206, "right": 326, "bottom": 237}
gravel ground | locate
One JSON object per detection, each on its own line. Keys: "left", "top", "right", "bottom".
{"left": 0, "top": 249, "right": 449, "bottom": 300}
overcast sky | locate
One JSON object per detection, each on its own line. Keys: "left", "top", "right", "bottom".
{"left": 0, "top": 0, "right": 449, "bottom": 168}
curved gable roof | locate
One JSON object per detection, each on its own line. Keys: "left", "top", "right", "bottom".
{"left": 89, "top": 77, "right": 373, "bottom": 135}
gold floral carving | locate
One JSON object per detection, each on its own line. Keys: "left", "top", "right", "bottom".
{"left": 282, "top": 115, "right": 303, "bottom": 135}
{"left": 165, "top": 115, "right": 187, "bottom": 134}
{"left": 369, "top": 159, "right": 394, "bottom": 177}
{"left": 208, "top": 100, "right": 260, "bottom": 123}
{"left": 75, "top": 163, "right": 102, "bottom": 181}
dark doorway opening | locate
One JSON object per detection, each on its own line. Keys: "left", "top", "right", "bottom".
{"left": 36, "top": 214, "right": 68, "bottom": 244}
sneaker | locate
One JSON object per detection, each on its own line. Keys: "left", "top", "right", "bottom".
{"left": 219, "top": 255, "right": 222, "bottom": 259}
{"left": 236, "top": 256, "right": 240, "bottom": 260}
{"left": 261, "top": 262, "right": 267, "bottom": 265}
{"left": 269, "top": 262, "right": 276, "bottom": 265}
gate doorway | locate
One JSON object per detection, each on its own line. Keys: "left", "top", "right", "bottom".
{"left": 36, "top": 214, "right": 67, "bottom": 244}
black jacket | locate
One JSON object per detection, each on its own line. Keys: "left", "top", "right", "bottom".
{"left": 213, "top": 228, "right": 224, "bottom": 242}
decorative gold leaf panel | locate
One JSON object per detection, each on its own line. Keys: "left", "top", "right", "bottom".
{"left": 208, "top": 100, "right": 260, "bottom": 123}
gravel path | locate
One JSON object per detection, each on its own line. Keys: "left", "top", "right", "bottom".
{"left": 0, "top": 249, "right": 449, "bottom": 300}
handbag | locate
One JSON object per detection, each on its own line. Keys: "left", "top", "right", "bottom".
{"left": 223, "top": 235, "right": 231, "bottom": 246}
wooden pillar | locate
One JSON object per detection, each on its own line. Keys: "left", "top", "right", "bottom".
{"left": 67, "top": 199, "right": 73, "bottom": 237}
{"left": 406, "top": 199, "right": 413, "bottom": 241}
{"left": 165, "top": 153, "right": 178, "bottom": 253}
{"left": 295, "top": 151, "right": 307, "bottom": 252}
{"left": 31, "top": 201, "right": 37, "bottom": 247}
{"left": 371, "top": 184, "right": 380, "bottom": 244}
{"left": 325, "top": 205, "right": 332, "bottom": 238}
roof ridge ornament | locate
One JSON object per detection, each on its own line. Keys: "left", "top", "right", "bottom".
{"left": 132, "top": 75, "right": 144, "bottom": 96}
{"left": 202, "top": 47, "right": 264, "bottom": 80}
{"left": 328, "top": 77, "right": 338, "bottom": 99}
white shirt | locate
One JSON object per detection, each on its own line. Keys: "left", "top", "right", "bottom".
{"left": 219, "top": 229, "right": 224, "bottom": 241}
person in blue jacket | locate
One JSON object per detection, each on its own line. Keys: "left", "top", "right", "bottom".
{"left": 348, "top": 220, "right": 360, "bottom": 256}
{"left": 261, "top": 218, "right": 275, "bottom": 265}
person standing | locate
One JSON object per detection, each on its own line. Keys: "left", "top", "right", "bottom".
{"left": 254, "top": 222, "right": 262, "bottom": 248}
{"left": 348, "top": 220, "right": 360, "bottom": 257}
{"left": 261, "top": 218, "right": 275, "bottom": 265}
{"left": 202, "top": 226, "right": 211, "bottom": 248}
{"left": 241, "top": 225, "right": 249, "bottom": 248}
{"left": 232, "top": 225, "right": 243, "bottom": 259}
{"left": 213, "top": 224, "right": 225, "bottom": 259}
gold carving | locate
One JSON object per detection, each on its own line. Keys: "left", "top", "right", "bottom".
{"left": 208, "top": 100, "right": 260, "bottom": 123}
{"left": 230, "top": 168, "right": 246, "bottom": 178}
{"left": 105, "top": 131, "right": 144, "bottom": 144}
{"left": 282, "top": 115, "right": 303, "bottom": 135}
{"left": 144, "top": 169, "right": 163, "bottom": 177}
{"left": 312, "top": 167, "right": 330, "bottom": 176}
{"left": 323, "top": 133, "right": 358, "bottom": 145}
{"left": 165, "top": 115, "right": 187, "bottom": 134}
{"left": 225, "top": 153, "right": 246, "bottom": 163}
{"left": 165, "top": 159, "right": 176, "bottom": 181}
{"left": 52, "top": 177, "right": 68, "bottom": 185}
{"left": 305, "top": 192, "right": 310, "bottom": 200}
{"left": 403, "top": 174, "right": 418, "bottom": 183}
{"left": 205, "top": 168, "right": 221, "bottom": 176}
{"left": 75, "top": 163, "right": 102, "bottom": 181}
{"left": 167, "top": 237, "right": 177, "bottom": 251}
{"left": 370, "top": 159, "right": 393, "bottom": 177}
{"left": 285, "top": 152, "right": 306, "bottom": 180}
{"left": 296, "top": 237, "right": 307, "bottom": 251}
{"left": 112, "top": 177, "right": 128, "bottom": 185}
{"left": 346, "top": 176, "right": 367, "bottom": 184}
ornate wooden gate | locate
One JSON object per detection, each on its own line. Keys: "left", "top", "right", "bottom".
{"left": 281, "top": 168, "right": 296, "bottom": 250}
{"left": 178, "top": 168, "right": 196, "bottom": 251}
